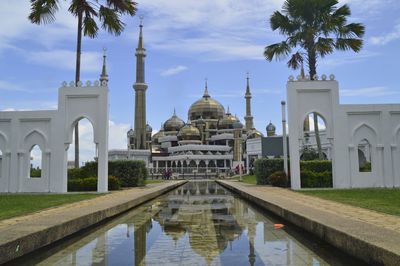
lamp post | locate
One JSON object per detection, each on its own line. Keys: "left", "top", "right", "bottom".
{"left": 281, "top": 101, "right": 288, "bottom": 176}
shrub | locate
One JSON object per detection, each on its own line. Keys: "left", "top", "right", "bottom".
{"left": 68, "top": 176, "right": 121, "bottom": 191}
{"left": 30, "top": 167, "right": 41, "bottom": 177}
{"left": 267, "top": 171, "right": 288, "bottom": 187}
{"left": 359, "top": 161, "right": 371, "bottom": 172}
{"left": 301, "top": 160, "right": 332, "bottom": 173}
{"left": 68, "top": 168, "right": 89, "bottom": 179}
{"left": 254, "top": 158, "right": 284, "bottom": 185}
{"left": 300, "top": 170, "right": 332, "bottom": 188}
{"left": 81, "top": 160, "right": 148, "bottom": 187}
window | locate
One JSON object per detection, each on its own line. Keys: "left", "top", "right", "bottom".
{"left": 358, "top": 139, "right": 372, "bottom": 172}
{"left": 30, "top": 145, "right": 42, "bottom": 178}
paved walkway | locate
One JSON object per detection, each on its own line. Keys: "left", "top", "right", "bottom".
{"left": 218, "top": 180, "right": 400, "bottom": 265}
{"left": 0, "top": 181, "right": 185, "bottom": 264}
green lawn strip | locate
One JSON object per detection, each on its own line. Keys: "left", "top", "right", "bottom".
{"left": 235, "top": 175, "right": 257, "bottom": 185}
{"left": 299, "top": 189, "right": 400, "bottom": 216}
{"left": 145, "top": 179, "right": 165, "bottom": 185}
{"left": 0, "top": 194, "right": 102, "bottom": 221}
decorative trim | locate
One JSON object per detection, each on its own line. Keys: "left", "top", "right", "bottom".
{"left": 346, "top": 111, "right": 381, "bottom": 116}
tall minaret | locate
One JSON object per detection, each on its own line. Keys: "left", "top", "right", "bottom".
{"left": 133, "top": 18, "right": 148, "bottom": 150}
{"left": 244, "top": 73, "right": 254, "bottom": 130}
{"left": 99, "top": 48, "right": 108, "bottom": 85}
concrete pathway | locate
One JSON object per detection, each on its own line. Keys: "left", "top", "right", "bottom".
{"left": 217, "top": 180, "right": 400, "bottom": 266}
{"left": 0, "top": 181, "right": 185, "bottom": 264}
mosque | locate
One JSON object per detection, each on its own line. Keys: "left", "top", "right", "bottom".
{"left": 108, "top": 22, "right": 275, "bottom": 177}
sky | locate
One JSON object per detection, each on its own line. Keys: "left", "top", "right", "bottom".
{"left": 1, "top": 0, "right": 400, "bottom": 165}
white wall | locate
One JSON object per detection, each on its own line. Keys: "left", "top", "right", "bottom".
{"left": 287, "top": 75, "right": 400, "bottom": 189}
{"left": 0, "top": 81, "right": 109, "bottom": 193}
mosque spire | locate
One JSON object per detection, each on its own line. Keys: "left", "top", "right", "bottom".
{"left": 133, "top": 16, "right": 149, "bottom": 150}
{"left": 100, "top": 48, "right": 108, "bottom": 84}
{"left": 244, "top": 72, "right": 254, "bottom": 130}
{"left": 203, "top": 78, "right": 210, "bottom": 98}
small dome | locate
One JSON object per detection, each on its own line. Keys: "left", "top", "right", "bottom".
{"left": 164, "top": 110, "right": 185, "bottom": 132}
{"left": 233, "top": 120, "right": 243, "bottom": 129}
{"left": 188, "top": 83, "right": 225, "bottom": 120}
{"left": 127, "top": 129, "right": 134, "bottom": 136}
{"left": 266, "top": 121, "right": 276, "bottom": 136}
{"left": 218, "top": 107, "right": 239, "bottom": 130}
{"left": 178, "top": 122, "right": 201, "bottom": 141}
{"left": 247, "top": 128, "right": 264, "bottom": 139}
{"left": 146, "top": 123, "right": 152, "bottom": 132}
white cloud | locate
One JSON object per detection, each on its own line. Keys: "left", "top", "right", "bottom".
{"left": 341, "top": 87, "right": 399, "bottom": 97}
{"left": 0, "top": 81, "right": 28, "bottom": 92}
{"left": 27, "top": 50, "right": 102, "bottom": 72}
{"left": 370, "top": 24, "right": 400, "bottom": 45}
{"left": 161, "top": 65, "right": 188, "bottom": 76}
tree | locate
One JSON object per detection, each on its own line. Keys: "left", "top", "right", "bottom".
{"left": 264, "top": 0, "right": 364, "bottom": 159}
{"left": 29, "top": 0, "right": 137, "bottom": 168}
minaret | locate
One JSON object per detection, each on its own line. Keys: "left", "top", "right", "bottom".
{"left": 99, "top": 48, "right": 108, "bottom": 85}
{"left": 133, "top": 18, "right": 148, "bottom": 150}
{"left": 244, "top": 73, "right": 254, "bottom": 130}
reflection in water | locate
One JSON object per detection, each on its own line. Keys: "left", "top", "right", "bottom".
{"left": 17, "top": 181, "right": 364, "bottom": 266}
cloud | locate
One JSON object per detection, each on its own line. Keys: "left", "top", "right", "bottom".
{"left": 27, "top": 50, "right": 102, "bottom": 72}
{"left": 0, "top": 81, "right": 28, "bottom": 92}
{"left": 161, "top": 65, "right": 188, "bottom": 76}
{"left": 370, "top": 23, "right": 400, "bottom": 45}
{"left": 341, "top": 87, "right": 399, "bottom": 97}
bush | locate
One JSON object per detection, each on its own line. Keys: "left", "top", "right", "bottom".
{"left": 254, "top": 158, "right": 332, "bottom": 187}
{"left": 30, "top": 167, "right": 41, "bottom": 177}
{"left": 68, "top": 168, "right": 89, "bottom": 179}
{"left": 301, "top": 170, "right": 332, "bottom": 188}
{"left": 254, "top": 158, "right": 284, "bottom": 185}
{"left": 359, "top": 161, "right": 371, "bottom": 172}
{"left": 81, "top": 160, "right": 148, "bottom": 187}
{"left": 267, "top": 171, "right": 288, "bottom": 187}
{"left": 68, "top": 176, "right": 121, "bottom": 191}
{"left": 301, "top": 160, "right": 332, "bottom": 173}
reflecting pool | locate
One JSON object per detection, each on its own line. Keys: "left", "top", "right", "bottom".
{"left": 13, "top": 181, "right": 365, "bottom": 266}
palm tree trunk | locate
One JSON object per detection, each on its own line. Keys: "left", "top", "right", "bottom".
{"left": 74, "top": 11, "right": 83, "bottom": 168}
{"left": 313, "top": 112, "right": 323, "bottom": 159}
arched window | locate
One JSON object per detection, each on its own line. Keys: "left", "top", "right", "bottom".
{"left": 301, "top": 112, "right": 328, "bottom": 161}
{"left": 358, "top": 139, "right": 372, "bottom": 172}
{"left": 30, "top": 145, "right": 42, "bottom": 178}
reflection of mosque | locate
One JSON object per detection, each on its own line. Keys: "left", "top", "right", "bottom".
{"left": 36, "top": 182, "right": 337, "bottom": 266}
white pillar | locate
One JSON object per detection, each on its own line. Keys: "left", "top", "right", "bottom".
{"left": 282, "top": 101, "right": 288, "bottom": 176}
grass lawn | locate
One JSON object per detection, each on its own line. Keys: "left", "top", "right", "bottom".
{"left": 299, "top": 189, "right": 400, "bottom": 216}
{"left": 235, "top": 175, "right": 257, "bottom": 185}
{"left": 0, "top": 194, "right": 102, "bottom": 221}
{"left": 145, "top": 179, "right": 165, "bottom": 185}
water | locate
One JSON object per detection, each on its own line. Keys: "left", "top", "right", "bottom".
{"left": 13, "top": 181, "right": 365, "bottom": 266}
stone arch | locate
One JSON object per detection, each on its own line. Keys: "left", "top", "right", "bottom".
{"left": 301, "top": 111, "right": 329, "bottom": 134}
{"left": 352, "top": 123, "right": 378, "bottom": 146}
{"left": 66, "top": 115, "right": 97, "bottom": 145}
{"left": 23, "top": 129, "right": 48, "bottom": 152}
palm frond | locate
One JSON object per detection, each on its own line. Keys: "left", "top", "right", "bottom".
{"left": 28, "top": 0, "right": 60, "bottom": 24}
{"left": 315, "top": 37, "right": 334, "bottom": 57}
{"left": 335, "top": 38, "right": 363, "bottom": 52}
{"left": 107, "top": 0, "right": 137, "bottom": 15}
{"left": 99, "top": 6, "right": 125, "bottom": 36}
{"left": 83, "top": 16, "right": 99, "bottom": 38}
{"left": 287, "top": 52, "right": 304, "bottom": 69}
{"left": 264, "top": 41, "right": 292, "bottom": 61}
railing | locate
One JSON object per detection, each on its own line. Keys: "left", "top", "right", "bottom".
{"left": 149, "top": 167, "right": 235, "bottom": 179}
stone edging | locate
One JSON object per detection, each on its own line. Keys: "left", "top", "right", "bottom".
{"left": 0, "top": 181, "right": 186, "bottom": 264}
{"left": 216, "top": 180, "right": 400, "bottom": 266}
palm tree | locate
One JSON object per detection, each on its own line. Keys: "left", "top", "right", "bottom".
{"left": 29, "top": 0, "right": 137, "bottom": 168}
{"left": 264, "top": 0, "right": 364, "bottom": 160}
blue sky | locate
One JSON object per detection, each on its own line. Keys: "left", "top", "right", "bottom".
{"left": 1, "top": 0, "right": 400, "bottom": 163}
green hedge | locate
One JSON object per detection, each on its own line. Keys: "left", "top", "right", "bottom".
{"left": 72, "top": 160, "right": 148, "bottom": 187}
{"left": 300, "top": 170, "right": 332, "bottom": 188}
{"left": 267, "top": 171, "right": 288, "bottom": 187}
{"left": 68, "top": 176, "right": 120, "bottom": 191}
{"left": 254, "top": 159, "right": 283, "bottom": 185}
{"left": 254, "top": 158, "right": 332, "bottom": 188}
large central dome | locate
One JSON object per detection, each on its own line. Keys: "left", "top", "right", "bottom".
{"left": 188, "top": 84, "right": 225, "bottom": 120}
